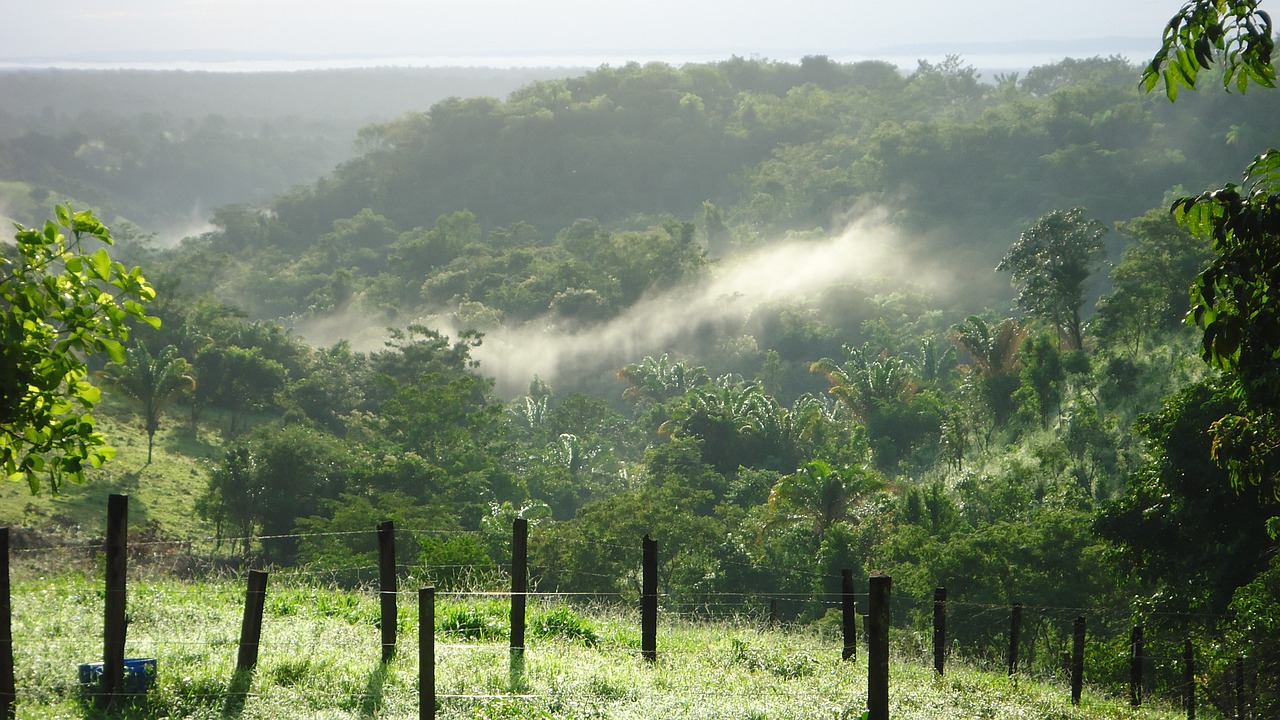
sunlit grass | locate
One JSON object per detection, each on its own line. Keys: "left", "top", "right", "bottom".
{"left": 8, "top": 572, "right": 1190, "bottom": 719}
{"left": 0, "top": 393, "right": 223, "bottom": 543}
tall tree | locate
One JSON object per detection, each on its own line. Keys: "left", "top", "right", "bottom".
{"left": 998, "top": 207, "right": 1106, "bottom": 350}
{"left": 103, "top": 344, "right": 195, "bottom": 463}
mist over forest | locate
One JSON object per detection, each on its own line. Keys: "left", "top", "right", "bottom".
{"left": 3, "top": 49, "right": 1280, "bottom": 715}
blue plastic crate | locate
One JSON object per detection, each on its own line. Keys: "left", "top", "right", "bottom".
{"left": 77, "top": 658, "right": 157, "bottom": 694}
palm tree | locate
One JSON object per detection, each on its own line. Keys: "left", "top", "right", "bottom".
{"left": 618, "top": 353, "right": 710, "bottom": 403}
{"left": 103, "top": 344, "right": 195, "bottom": 463}
{"left": 764, "top": 459, "right": 885, "bottom": 542}
{"left": 947, "top": 316, "right": 1030, "bottom": 425}
{"left": 810, "top": 345, "right": 917, "bottom": 424}
{"left": 947, "top": 316, "right": 1029, "bottom": 378}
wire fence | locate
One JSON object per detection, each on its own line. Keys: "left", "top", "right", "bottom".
{"left": 2, "top": 506, "right": 1272, "bottom": 720}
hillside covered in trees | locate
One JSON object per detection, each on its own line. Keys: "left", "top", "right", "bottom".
{"left": 4, "top": 51, "right": 1280, "bottom": 714}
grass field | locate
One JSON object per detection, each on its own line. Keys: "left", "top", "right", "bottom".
{"left": 6, "top": 565, "right": 1193, "bottom": 720}
{"left": 0, "top": 393, "right": 230, "bottom": 543}
{"left": 1, "top": 395, "right": 1205, "bottom": 719}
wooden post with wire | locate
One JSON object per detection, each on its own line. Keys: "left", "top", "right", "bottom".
{"left": 1184, "top": 639, "right": 1196, "bottom": 720}
{"left": 1008, "top": 602, "right": 1022, "bottom": 677}
{"left": 236, "top": 570, "right": 269, "bottom": 672}
{"left": 866, "top": 573, "right": 890, "bottom": 720}
{"left": 509, "top": 517, "right": 528, "bottom": 688}
{"left": 641, "top": 535, "right": 657, "bottom": 662}
{"left": 419, "top": 587, "right": 435, "bottom": 720}
{"left": 378, "top": 520, "right": 397, "bottom": 662}
{"left": 933, "top": 587, "right": 946, "bottom": 675}
{"left": 100, "top": 494, "right": 128, "bottom": 707}
{"left": 1, "top": 528, "right": 15, "bottom": 720}
{"left": 1070, "top": 616, "right": 1086, "bottom": 707}
{"left": 841, "top": 569, "right": 856, "bottom": 661}
{"left": 1235, "top": 654, "right": 1245, "bottom": 720}
{"left": 1129, "top": 625, "right": 1143, "bottom": 707}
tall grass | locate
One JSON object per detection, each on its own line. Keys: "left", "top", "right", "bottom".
{"left": 8, "top": 571, "right": 1190, "bottom": 719}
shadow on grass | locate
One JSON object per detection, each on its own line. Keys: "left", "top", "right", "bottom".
{"left": 75, "top": 688, "right": 155, "bottom": 720}
{"left": 220, "top": 669, "right": 254, "bottom": 718}
{"left": 509, "top": 648, "right": 528, "bottom": 694}
{"left": 358, "top": 661, "right": 389, "bottom": 718}
{"left": 160, "top": 425, "right": 223, "bottom": 460}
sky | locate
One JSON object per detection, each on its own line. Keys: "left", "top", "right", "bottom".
{"left": 1, "top": 1, "right": 1178, "bottom": 67}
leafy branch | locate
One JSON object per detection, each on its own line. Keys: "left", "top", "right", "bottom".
{"left": 1, "top": 204, "right": 159, "bottom": 493}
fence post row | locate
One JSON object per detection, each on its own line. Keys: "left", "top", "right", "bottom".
{"left": 1008, "top": 602, "right": 1022, "bottom": 677}
{"left": 867, "top": 573, "right": 891, "bottom": 720}
{"left": 841, "top": 570, "right": 856, "bottom": 662}
{"left": 7, "top": 496, "right": 1266, "bottom": 717}
{"left": 1070, "top": 616, "right": 1086, "bottom": 707}
{"left": 378, "top": 520, "right": 397, "bottom": 663}
{"left": 100, "top": 493, "right": 129, "bottom": 707}
{"left": 932, "top": 587, "right": 946, "bottom": 675}
{"left": 1, "top": 528, "right": 14, "bottom": 720}
{"left": 1129, "top": 625, "right": 1144, "bottom": 707}
{"left": 419, "top": 587, "right": 435, "bottom": 720}
{"left": 641, "top": 535, "right": 657, "bottom": 663}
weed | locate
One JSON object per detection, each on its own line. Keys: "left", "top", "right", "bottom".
{"left": 530, "top": 605, "right": 600, "bottom": 646}
{"left": 437, "top": 604, "right": 507, "bottom": 640}
{"left": 728, "top": 636, "right": 817, "bottom": 679}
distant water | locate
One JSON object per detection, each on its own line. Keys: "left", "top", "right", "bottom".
{"left": 0, "top": 48, "right": 1157, "bottom": 75}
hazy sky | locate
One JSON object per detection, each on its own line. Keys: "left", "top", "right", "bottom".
{"left": 3, "top": 1, "right": 1177, "bottom": 63}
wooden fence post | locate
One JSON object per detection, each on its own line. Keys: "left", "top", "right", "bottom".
{"left": 1070, "top": 616, "right": 1085, "bottom": 707}
{"left": 932, "top": 587, "right": 946, "bottom": 675}
{"left": 866, "top": 573, "right": 890, "bottom": 720}
{"left": 236, "top": 570, "right": 269, "bottom": 672}
{"left": 100, "top": 494, "right": 128, "bottom": 707}
{"left": 841, "top": 569, "right": 856, "bottom": 661}
{"left": 641, "top": 535, "right": 657, "bottom": 663}
{"left": 1184, "top": 639, "right": 1195, "bottom": 720}
{"left": 1, "top": 528, "right": 14, "bottom": 720}
{"left": 1129, "top": 625, "right": 1143, "bottom": 707}
{"left": 1008, "top": 602, "right": 1022, "bottom": 677}
{"left": 510, "top": 518, "right": 528, "bottom": 677}
{"left": 378, "top": 520, "right": 397, "bottom": 663}
{"left": 419, "top": 587, "right": 435, "bottom": 720}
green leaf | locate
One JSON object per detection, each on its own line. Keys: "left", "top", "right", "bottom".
{"left": 89, "top": 248, "right": 112, "bottom": 279}
{"left": 98, "top": 338, "right": 126, "bottom": 363}
{"left": 75, "top": 381, "right": 101, "bottom": 404}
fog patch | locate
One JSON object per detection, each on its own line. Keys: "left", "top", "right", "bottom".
{"left": 473, "top": 208, "right": 943, "bottom": 396}
{"left": 287, "top": 208, "right": 952, "bottom": 397}
{"left": 150, "top": 201, "right": 216, "bottom": 247}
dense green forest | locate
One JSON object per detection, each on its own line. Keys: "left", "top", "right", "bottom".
{"left": 4, "top": 50, "right": 1280, "bottom": 715}
{"left": 0, "top": 67, "right": 574, "bottom": 232}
